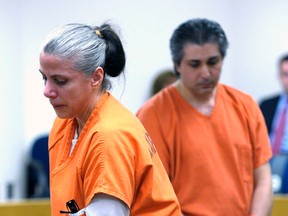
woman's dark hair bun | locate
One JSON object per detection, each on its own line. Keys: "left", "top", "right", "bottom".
{"left": 100, "top": 24, "right": 126, "bottom": 77}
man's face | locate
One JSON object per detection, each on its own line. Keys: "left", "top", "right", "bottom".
{"left": 175, "top": 42, "right": 223, "bottom": 97}
{"left": 279, "top": 61, "right": 288, "bottom": 93}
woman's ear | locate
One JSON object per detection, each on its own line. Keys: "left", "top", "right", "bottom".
{"left": 91, "top": 67, "right": 104, "bottom": 88}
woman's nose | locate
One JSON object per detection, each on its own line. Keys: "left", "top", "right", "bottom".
{"left": 43, "top": 81, "right": 57, "bottom": 98}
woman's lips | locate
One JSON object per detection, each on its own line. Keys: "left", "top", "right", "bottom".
{"left": 51, "top": 103, "right": 65, "bottom": 109}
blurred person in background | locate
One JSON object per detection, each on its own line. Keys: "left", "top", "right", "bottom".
{"left": 150, "top": 69, "right": 178, "bottom": 96}
{"left": 259, "top": 54, "right": 288, "bottom": 194}
{"left": 259, "top": 54, "right": 288, "bottom": 155}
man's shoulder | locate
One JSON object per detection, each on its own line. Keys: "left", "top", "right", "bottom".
{"left": 218, "top": 84, "right": 254, "bottom": 102}
{"left": 137, "top": 86, "right": 178, "bottom": 123}
{"left": 141, "top": 86, "right": 176, "bottom": 109}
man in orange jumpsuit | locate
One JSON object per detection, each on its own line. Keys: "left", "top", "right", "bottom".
{"left": 137, "top": 18, "right": 273, "bottom": 216}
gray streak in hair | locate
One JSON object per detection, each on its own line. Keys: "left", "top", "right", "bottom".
{"left": 42, "top": 23, "right": 106, "bottom": 77}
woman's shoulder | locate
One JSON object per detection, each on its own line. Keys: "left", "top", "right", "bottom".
{"left": 49, "top": 117, "right": 74, "bottom": 149}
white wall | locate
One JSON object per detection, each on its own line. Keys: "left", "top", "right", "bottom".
{"left": 0, "top": 0, "right": 288, "bottom": 200}
{"left": 229, "top": 1, "right": 288, "bottom": 97}
{"left": 0, "top": 1, "right": 25, "bottom": 200}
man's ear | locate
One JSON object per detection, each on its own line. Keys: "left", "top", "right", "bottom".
{"left": 91, "top": 67, "right": 104, "bottom": 88}
{"left": 174, "top": 63, "right": 181, "bottom": 75}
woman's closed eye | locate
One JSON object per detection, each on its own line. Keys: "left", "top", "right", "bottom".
{"left": 41, "top": 75, "right": 47, "bottom": 85}
{"left": 54, "top": 78, "right": 68, "bottom": 86}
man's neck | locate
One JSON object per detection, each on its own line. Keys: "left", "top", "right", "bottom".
{"left": 174, "top": 81, "right": 217, "bottom": 115}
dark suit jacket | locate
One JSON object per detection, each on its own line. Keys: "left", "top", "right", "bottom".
{"left": 259, "top": 94, "right": 280, "bottom": 134}
{"left": 260, "top": 94, "right": 288, "bottom": 194}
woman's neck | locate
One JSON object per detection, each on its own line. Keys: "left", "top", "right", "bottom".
{"left": 76, "top": 90, "right": 105, "bottom": 134}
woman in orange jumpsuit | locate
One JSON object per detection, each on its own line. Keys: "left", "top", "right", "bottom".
{"left": 39, "top": 22, "right": 181, "bottom": 216}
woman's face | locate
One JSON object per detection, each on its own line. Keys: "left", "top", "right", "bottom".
{"left": 39, "top": 52, "right": 97, "bottom": 120}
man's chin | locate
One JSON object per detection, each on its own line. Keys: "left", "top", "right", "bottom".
{"left": 199, "top": 87, "right": 214, "bottom": 95}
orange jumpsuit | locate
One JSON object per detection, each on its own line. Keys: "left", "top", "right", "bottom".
{"left": 49, "top": 92, "right": 181, "bottom": 216}
{"left": 137, "top": 84, "right": 272, "bottom": 216}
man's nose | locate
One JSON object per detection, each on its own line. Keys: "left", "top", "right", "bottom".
{"left": 200, "top": 65, "right": 211, "bottom": 78}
